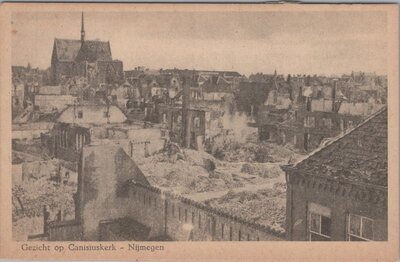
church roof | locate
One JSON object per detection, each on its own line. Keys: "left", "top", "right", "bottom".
{"left": 54, "top": 39, "right": 82, "bottom": 62}
{"left": 75, "top": 40, "right": 112, "bottom": 63}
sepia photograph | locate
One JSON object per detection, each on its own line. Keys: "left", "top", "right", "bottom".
{"left": 0, "top": 3, "right": 398, "bottom": 261}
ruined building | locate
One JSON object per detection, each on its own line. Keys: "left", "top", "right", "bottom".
{"left": 282, "top": 107, "right": 387, "bottom": 241}
{"left": 50, "top": 13, "right": 123, "bottom": 85}
{"left": 157, "top": 74, "right": 225, "bottom": 151}
{"left": 257, "top": 82, "right": 385, "bottom": 152}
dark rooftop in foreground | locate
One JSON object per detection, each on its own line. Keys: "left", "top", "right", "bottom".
{"left": 288, "top": 106, "right": 387, "bottom": 187}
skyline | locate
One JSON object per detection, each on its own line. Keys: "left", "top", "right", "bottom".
{"left": 12, "top": 11, "right": 388, "bottom": 76}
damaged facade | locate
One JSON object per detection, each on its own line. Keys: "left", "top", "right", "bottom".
{"left": 159, "top": 105, "right": 224, "bottom": 150}
{"left": 156, "top": 72, "right": 227, "bottom": 151}
{"left": 257, "top": 79, "right": 386, "bottom": 152}
{"left": 42, "top": 119, "right": 164, "bottom": 163}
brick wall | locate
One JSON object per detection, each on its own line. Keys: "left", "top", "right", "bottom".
{"left": 125, "top": 184, "right": 166, "bottom": 239}
{"left": 48, "top": 220, "right": 82, "bottom": 241}
{"left": 285, "top": 172, "right": 387, "bottom": 241}
{"left": 47, "top": 173, "right": 285, "bottom": 241}
{"left": 284, "top": 108, "right": 388, "bottom": 241}
{"left": 125, "top": 182, "right": 285, "bottom": 241}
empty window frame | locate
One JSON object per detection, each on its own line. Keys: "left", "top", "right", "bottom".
{"left": 347, "top": 214, "right": 373, "bottom": 241}
{"left": 304, "top": 116, "right": 316, "bottom": 128}
{"left": 193, "top": 117, "right": 200, "bottom": 128}
{"left": 308, "top": 203, "right": 331, "bottom": 241}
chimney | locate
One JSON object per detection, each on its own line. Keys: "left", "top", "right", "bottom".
{"left": 332, "top": 81, "right": 337, "bottom": 112}
{"left": 182, "top": 72, "right": 192, "bottom": 148}
{"left": 43, "top": 205, "right": 50, "bottom": 236}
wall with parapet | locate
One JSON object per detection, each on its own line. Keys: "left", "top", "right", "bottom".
{"left": 125, "top": 181, "right": 285, "bottom": 241}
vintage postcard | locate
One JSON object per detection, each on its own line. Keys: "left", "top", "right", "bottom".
{"left": 0, "top": 3, "right": 398, "bottom": 261}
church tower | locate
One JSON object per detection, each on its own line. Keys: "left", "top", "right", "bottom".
{"left": 81, "top": 12, "right": 85, "bottom": 44}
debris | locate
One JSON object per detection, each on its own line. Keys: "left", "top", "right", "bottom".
{"left": 205, "top": 181, "right": 287, "bottom": 233}
{"left": 209, "top": 131, "right": 300, "bottom": 163}
{"left": 12, "top": 176, "right": 77, "bottom": 222}
{"left": 241, "top": 163, "right": 281, "bottom": 178}
{"left": 203, "top": 158, "right": 216, "bottom": 172}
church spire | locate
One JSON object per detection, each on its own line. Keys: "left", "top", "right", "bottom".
{"left": 81, "top": 12, "right": 85, "bottom": 44}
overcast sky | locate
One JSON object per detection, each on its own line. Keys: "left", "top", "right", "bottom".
{"left": 11, "top": 11, "right": 388, "bottom": 76}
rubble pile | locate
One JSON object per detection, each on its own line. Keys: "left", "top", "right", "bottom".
{"left": 209, "top": 131, "right": 299, "bottom": 164}
{"left": 240, "top": 163, "right": 282, "bottom": 178}
{"left": 12, "top": 177, "right": 77, "bottom": 222}
{"left": 138, "top": 139, "right": 292, "bottom": 197}
{"left": 205, "top": 182, "right": 287, "bottom": 233}
{"left": 13, "top": 138, "right": 49, "bottom": 159}
{"left": 138, "top": 148, "right": 247, "bottom": 195}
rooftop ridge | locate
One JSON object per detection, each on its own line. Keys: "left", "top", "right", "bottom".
{"left": 54, "top": 38, "right": 81, "bottom": 42}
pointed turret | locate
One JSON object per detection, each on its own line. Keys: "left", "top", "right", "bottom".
{"left": 81, "top": 12, "right": 85, "bottom": 44}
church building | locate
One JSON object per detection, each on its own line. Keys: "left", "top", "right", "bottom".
{"left": 50, "top": 13, "right": 124, "bottom": 85}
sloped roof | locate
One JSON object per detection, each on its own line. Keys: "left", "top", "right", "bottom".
{"left": 124, "top": 70, "right": 145, "bottom": 79}
{"left": 201, "top": 75, "right": 232, "bottom": 92}
{"left": 54, "top": 39, "right": 82, "bottom": 61}
{"left": 222, "top": 71, "right": 241, "bottom": 77}
{"left": 83, "top": 144, "right": 150, "bottom": 185}
{"left": 289, "top": 107, "right": 387, "bottom": 187}
{"left": 75, "top": 40, "right": 112, "bottom": 62}
{"left": 217, "top": 76, "right": 230, "bottom": 84}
